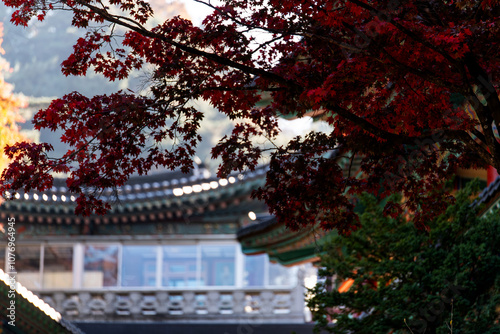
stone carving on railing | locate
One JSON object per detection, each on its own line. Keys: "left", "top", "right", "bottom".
{"left": 38, "top": 287, "right": 305, "bottom": 322}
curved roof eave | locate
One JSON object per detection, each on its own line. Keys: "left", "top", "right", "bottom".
{"left": 0, "top": 165, "right": 269, "bottom": 226}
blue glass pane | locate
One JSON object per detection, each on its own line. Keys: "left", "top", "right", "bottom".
{"left": 201, "top": 245, "right": 235, "bottom": 286}
{"left": 243, "top": 254, "right": 266, "bottom": 287}
{"left": 163, "top": 245, "right": 198, "bottom": 287}
{"left": 121, "top": 246, "right": 157, "bottom": 287}
{"left": 268, "top": 262, "right": 296, "bottom": 286}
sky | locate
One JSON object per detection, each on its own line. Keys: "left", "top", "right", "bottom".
{"left": 177, "top": 0, "right": 215, "bottom": 26}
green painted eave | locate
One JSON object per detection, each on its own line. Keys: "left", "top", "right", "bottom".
{"left": 239, "top": 216, "right": 333, "bottom": 266}
{"left": 0, "top": 279, "right": 81, "bottom": 334}
{"left": 268, "top": 247, "right": 321, "bottom": 266}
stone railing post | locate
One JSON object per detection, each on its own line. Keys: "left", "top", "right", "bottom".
{"left": 206, "top": 291, "right": 220, "bottom": 314}
{"left": 232, "top": 291, "right": 245, "bottom": 315}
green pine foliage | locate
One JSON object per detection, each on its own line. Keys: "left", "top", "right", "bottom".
{"left": 308, "top": 182, "right": 500, "bottom": 334}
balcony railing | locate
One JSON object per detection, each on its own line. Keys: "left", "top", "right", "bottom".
{"left": 37, "top": 286, "right": 305, "bottom": 323}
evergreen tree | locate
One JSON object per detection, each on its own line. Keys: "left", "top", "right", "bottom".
{"left": 308, "top": 183, "right": 500, "bottom": 334}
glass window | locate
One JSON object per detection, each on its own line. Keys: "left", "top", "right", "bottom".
{"left": 268, "top": 262, "right": 297, "bottom": 287}
{"left": 83, "top": 245, "right": 118, "bottom": 288}
{"left": 121, "top": 246, "right": 157, "bottom": 287}
{"left": 163, "top": 245, "right": 198, "bottom": 287}
{"left": 201, "top": 245, "right": 235, "bottom": 286}
{"left": 16, "top": 245, "right": 41, "bottom": 290}
{"left": 43, "top": 246, "right": 73, "bottom": 289}
{"left": 243, "top": 254, "right": 266, "bottom": 287}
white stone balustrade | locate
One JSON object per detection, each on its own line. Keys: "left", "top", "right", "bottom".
{"left": 36, "top": 286, "right": 305, "bottom": 323}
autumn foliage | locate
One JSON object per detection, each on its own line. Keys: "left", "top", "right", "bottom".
{"left": 0, "top": 24, "right": 26, "bottom": 174}
{"left": 0, "top": 0, "right": 499, "bottom": 232}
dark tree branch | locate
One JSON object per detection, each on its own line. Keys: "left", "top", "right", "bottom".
{"left": 75, "top": 0, "right": 302, "bottom": 91}
{"left": 346, "top": 0, "right": 460, "bottom": 67}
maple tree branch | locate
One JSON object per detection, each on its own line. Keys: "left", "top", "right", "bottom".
{"left": 193, "top": 0, "right": 370, "bottom": 56}
{"left": 301, "top": 31, "right": 368, "bottom": 53}
{"left": 460, "top": 68, "right": 500, "bottom": 164}
{"left": 374, "top": 43, "right": 463, "bottom": 93}
{"left": 189, "top": 0, "right": 368, "bottom": 56}
{"left": 249, "top": 35, "right": 285, "bottom": 55}
{"left": 401, "top": 74, "right": 430, "bottom": 102}
{"left": 464, "top": 54, "right": 500, "bottom": 127}
{"left": 345, "top": 0, "right": 459, "bottom": 67}
{"left": 338, "top": 20, "right": 464, "bottom": 93}
{"left": 193, "top": 0, "right": 287, "bottom": 35}
{"left": 329, "top": 103, "right": 488, "bottom": 164}
{"left": 470, "top": 128, "right": 487, "bottom": 145}
{"left": 203, "top": 86, "right": 284, "bottom": 92}
{"left": 328, "top": 104, "right": 433, "bottom": 145}
{"left": 457, "top": 131, "right": 495, "bottom": 167}
{"left": 192, "top": 0, "right": 351, "bottom": 62}
{"left": 74, "top": 0, "right": 300, "bottom": 91}
{"left": 347, "top": 151, "right": 358, "bottom": 178}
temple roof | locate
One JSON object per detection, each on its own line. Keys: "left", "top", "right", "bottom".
{"left": 237, "top": 216, "right": 328, "bottom": 266}
{"left": 0, "top": 165, "right": 268, "bottom": 230}
{"left": 475, "top": 175, "right": 500, "bottom": 214}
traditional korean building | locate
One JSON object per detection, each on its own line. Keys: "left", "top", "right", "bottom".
{"left": 0, "top": 163, "right": 315, "bottom": 333}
